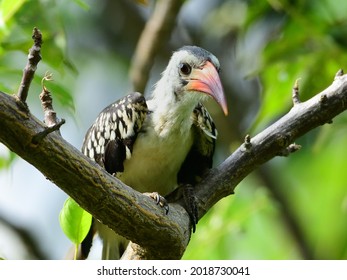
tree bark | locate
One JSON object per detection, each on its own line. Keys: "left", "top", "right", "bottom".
{"left": 1, "top": 72, "right": 347, "bottom": 259}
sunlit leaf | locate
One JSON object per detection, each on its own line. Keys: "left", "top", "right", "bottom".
{"left": 59, "top": 197, "right": 92, "bottom": 245}
{"left": 0, "top": 0, "right": 27, "bottom": 23}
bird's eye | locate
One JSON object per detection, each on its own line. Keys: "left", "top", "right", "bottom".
{"left": 179, "top": 63, "right": 191, "bottom": 75}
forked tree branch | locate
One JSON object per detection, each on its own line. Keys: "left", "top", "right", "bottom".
{"left": 195, "top": 71, "right": 347, "bottom": 217}
{"left": 1, "top": 71, "right": 347, "bottom": 259}
{"left": 2, "top": 27, "right": 347, "bottom": 259}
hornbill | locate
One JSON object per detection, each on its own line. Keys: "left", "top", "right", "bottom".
{"left": 81, "top": 46, "right": 228, "bottom": 259}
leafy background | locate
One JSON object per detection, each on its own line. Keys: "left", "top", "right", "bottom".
{"left": 1, "top": 0, "right": 347, "bottom": 259}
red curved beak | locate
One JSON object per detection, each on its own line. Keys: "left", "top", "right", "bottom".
{"left": 185, "top": 61, "right": 228, "bottom": 116}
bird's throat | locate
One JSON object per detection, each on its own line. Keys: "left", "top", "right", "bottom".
{"left": 148, "top": 96, "right": 196, "bottom": 137}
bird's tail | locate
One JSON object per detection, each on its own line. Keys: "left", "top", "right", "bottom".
{"left": 97, "top": 221, "right": 129, "bottom": 260}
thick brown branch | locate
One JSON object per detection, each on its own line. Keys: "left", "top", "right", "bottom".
{"left": 1, "top": 74, "right": 347, "bottom": 259}
{"left": 0, "top": 92, "right": 189, "bottom": 259}
{"left": 110, "top": 73, "right": 347, "bottom": 259}
{"left": 194, "top": 74, "right": 347, "bottom": 219}
{"left": 16, "top": 28, "right": 43, "bottom": 103}
{"left": 129, "top": 0, "right": 183, "bottom": 93}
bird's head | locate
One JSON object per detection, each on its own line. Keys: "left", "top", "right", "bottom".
{"left": 154, "top": 46, "right": 228, "bottom": 116}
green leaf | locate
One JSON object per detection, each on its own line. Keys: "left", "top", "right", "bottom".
{"left": 59, "top": 197, "right": 92, "bottom": 245}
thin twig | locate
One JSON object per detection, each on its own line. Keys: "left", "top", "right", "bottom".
{"left": 17, "top": 27, "right": 43, "bottom": 103}
{"left": 31, "top": 119, "right": 65, "bottom": 146}
{"left": 31, "top": 72, "right": 66, "bottom": 145}
{"left": 292, "top": 78, "right": 301, "bottom": 106}
{"left": 39, "top": 72, "right": 60, "bottom": 127}
{"left": 243, "top": 134, "right": 252, "bottom": 150}
{"left": 335, "top": 69, "right": 344, "bottom": 80}
{"left": 277, "top": 143, "right": 301, "bottom": 156}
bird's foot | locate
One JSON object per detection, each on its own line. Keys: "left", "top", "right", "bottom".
{"left": 147, "top": 192, "right": 169, "bottom": 215}
{"left": 182, "top": 184, "right": 198, "bottom": 233}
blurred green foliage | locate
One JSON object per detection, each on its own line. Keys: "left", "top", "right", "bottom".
{"left": 252, "top": 0, "right": 347, "bottom": 131}
{"left": 0, "top": 0, "right": 75, "bottom": 110}
{"left": 1, "top": 0, "right": 347, "bottom": 259}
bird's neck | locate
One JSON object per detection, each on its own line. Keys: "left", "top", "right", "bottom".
{"left": 147, "top": 78, "right": 197, "bottom": 137}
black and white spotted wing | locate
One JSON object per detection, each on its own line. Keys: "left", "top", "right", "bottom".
{"left": 177, "top": 103, "right": 217, "bottom": 185}
{"left": 82, "top": 92, "right": 148, "bottom": 174}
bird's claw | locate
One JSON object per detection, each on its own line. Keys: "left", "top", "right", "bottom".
{"left": 147, "top": 192, "right": 169, "bottom": 214}
{"left": 183, "top": 184, "right": 198, "bottom": 233}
